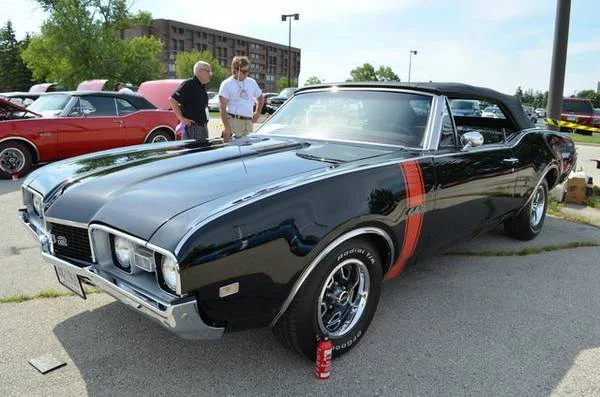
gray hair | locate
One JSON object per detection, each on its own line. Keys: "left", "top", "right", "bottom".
{"left": 193, "top": 61, "right": 210, "bottom": 75}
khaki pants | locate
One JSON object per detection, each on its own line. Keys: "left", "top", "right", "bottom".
{"left": 228, "top": 116, "right": 254, "bottom": 138}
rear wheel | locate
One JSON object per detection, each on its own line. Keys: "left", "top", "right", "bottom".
{"left": 505, "top": 180, "right": 548, "bottom": 240}
{"left": 273, "top": 238, "right": 382, "bottom": 360}
{"left": 0, "top": 141, "right": 33, "bottom": 179}
{"left": 146, "top": 129, "right": 173, "bottom": 143}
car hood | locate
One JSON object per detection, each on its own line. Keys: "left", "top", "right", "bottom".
{"left": 27, "top": 136, "right": 395, "bottom": 241}
{"left": 0, "top": 97, "right": 42, "bottom": 117}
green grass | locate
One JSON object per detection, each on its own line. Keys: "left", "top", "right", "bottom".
{"left": 445, "top": 241, "right": 600, "bottom": 257}
{"left": 0, "top": 287, "right": 101, "bottom": 304}
{"left": 568, "top": 133, "right": 600, "bottom": 145}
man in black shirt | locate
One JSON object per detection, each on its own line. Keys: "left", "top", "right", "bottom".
{"left": 169, "top": 61, "right": 212, "bottom": 141}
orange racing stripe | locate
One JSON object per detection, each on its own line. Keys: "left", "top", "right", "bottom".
{"left": 385, "top": 161, "right": 425, "bottom": 280}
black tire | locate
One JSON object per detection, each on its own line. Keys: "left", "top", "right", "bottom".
{"left": 145, "top": 129, "right": 173, "bottom": 143}
{"left": 273, "top": 238, "right": 382, "bottom": 360}
{"left": 504, "top": 180, "right": 548, "bottom": 240}
{"left": 0, "top": 141, "right": 33, "bottom": 179}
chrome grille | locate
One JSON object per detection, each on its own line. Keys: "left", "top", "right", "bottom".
{"left": 47, "top": 222, "right": 93, "bottom": 263}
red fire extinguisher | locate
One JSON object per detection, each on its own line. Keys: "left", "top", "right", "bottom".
{"left": 11, "top": 168, "right": 19, "bottom": 181}
{"left": 315, "top": 335, "right": 333, "bottom": 380}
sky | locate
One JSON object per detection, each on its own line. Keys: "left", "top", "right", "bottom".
{"left": 3, "top": 0, "right": 599, "bottom": 96}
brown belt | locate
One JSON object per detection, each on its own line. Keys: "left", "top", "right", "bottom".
{"left": 227, "top": 113, "right": 252, "bottom": 120}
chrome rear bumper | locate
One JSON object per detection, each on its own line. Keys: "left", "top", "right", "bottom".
{"left": 18, "top": 208, "right": 224, "bottom": 340}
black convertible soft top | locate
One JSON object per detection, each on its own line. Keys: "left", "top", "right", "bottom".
{"left": 298, "top": 82, "right": 533, "bottom": 131}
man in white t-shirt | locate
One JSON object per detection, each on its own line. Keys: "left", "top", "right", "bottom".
{"left": 218, "top": 56, "right": 264, "bottom": 141}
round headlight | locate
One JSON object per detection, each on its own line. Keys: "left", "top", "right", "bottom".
{"left": 161, "top": 256, "right": 179, "bottom": 292}
{"left": 114, "top": 236, "right": 133, "bottom": 269}
{"left": 32, "top": 195, "right": 43, "bottom": 216}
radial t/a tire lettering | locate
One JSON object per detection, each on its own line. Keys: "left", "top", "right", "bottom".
{"left": 273, "top": 238, "right": 382, "bottom": 360}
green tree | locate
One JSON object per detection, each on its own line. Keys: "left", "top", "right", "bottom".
{"left": 276, "top": 76, "right": 297, "bottom": 91}
{"left": 348, "top": 63, "right": 400, "bottom": 82}
{"left": 576, "top": 89, "right": 600, "bottom": 108}
{"left": 304, "top": 76, "right": 322, "bottom": 86}
{"left": 174, "top": 50, "right": 227, "bottom": 90}
{"left": 0, "top": 20, "right": 34, "bottom": 91}
{"left": 522, "top": 88, "right": 534, "bottom": 105}
{"left": 21, "top": 0, "right": 162, "bottom": 88}
{"left": 348, "top": 63, "right": 377, "bottom": 81}
{"left": 515, "top": 86, "right": 524, "bottom": 103}
{"left": 376, "top": 66, "right": 400, "bottom": 81}
{"left": 533, "top": 91, "right": 545, "bottom": 109}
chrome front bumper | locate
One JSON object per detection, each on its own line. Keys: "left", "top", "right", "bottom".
{"left": 18, "top": 208, "right": 224, "bottom": 340}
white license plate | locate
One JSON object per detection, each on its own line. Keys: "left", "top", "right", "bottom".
{"left": 567, "top": 115, "right": 576, "bottom": 121}
{"left": 55, "top": 266, "right": 85, "bottom": 299}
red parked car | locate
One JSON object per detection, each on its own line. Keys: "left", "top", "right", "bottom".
{"left": 561, "top": 97, "right": 597, "bottom": 135}
{"left": 0, "top": 90, "right": 178, "bottom": 179}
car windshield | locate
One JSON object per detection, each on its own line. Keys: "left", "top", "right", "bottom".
{"left": 279, "top": 88, "right": 296, "bottom": 98}
{"left": 257, "top": 90, "right": 432, "bottom": 147}
{"left": 563, "top": 99, "right": 593, "bottom": 113}
{"left": 28, "top": 94, "right": 71, "bottom": 116}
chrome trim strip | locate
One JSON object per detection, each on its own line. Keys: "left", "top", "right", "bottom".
{"left": 0, "top": 137, "right": 40, "bottom": 160}
{"left": 269, "top": 227, "right": 394, "bottom": 327}
{"left": 89, "top": 223, "right": 182, "bottom": 295}
{"left": 44, "top": 216, "right": 88, "bottom": 229}
{"left": 143, "top": 125, "right": 176, "bottom": 143}
{"left": 40, "top": 251, "right": 223, "bottom": 340}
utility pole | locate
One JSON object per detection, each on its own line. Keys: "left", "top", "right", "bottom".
{"left": 547, "top": 0, "right": 571, "bottom": 130}
{"left": 281, "top": 13, "right": 299, "bottom": 88}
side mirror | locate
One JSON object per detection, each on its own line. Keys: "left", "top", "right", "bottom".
{"left": 82, "top": 108, "right": 94, "bottom": 117}
{"left": 460, "top": 131, "right": 484, "bottom": 150}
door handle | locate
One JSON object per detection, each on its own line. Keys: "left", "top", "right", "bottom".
{"left": 502, "top": 158, "right": 519, "bottom": 165}
{"left": 112, "top": 120, "right": 123, "bottom": 125}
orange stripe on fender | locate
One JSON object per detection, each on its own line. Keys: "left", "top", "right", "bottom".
{"left": 385, "top": 161, "right": 425, "bottom": 280}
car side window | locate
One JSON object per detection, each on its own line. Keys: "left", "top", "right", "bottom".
{"left": 116, "top": 98, "right": 137, "bottom": 116}
{"left": 80, "top": 96, "right": 117, "bottom": 116}
{"left": 439, "top": 101, "right": 457, "bottom": 148}
{"left": 450, "top": 98, "right": 512, "bottom": 145}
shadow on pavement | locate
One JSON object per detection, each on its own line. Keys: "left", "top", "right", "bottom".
{"left": 52, "top": 243, "right": 600, "bottom": 395}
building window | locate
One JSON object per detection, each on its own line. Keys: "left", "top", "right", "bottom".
{"left": 178, "top": 28, "right": 184, "bottom": 34}
{"left": 171, "top": 26, "right": 177, "bottom": 33}
{"left": 168, "top": 63, "right": 175, "bottom": 72}
{"left": 179, "top": 40, "right": 184, "bottom": 50}
{"left": 197, "top": 43, "right": 202, "bottom": 50}
{"left": 171, "top": 39, "right": 177, "bottom": 50}
{"left": 222, "top": 37, "right": 227, "bottom": 43}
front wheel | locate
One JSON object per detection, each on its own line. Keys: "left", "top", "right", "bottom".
{"left": 505, "top": 180, "right": 548, "bottom": 240}
{"left": 273, "top": 238, "right": 382, "bottom": 360}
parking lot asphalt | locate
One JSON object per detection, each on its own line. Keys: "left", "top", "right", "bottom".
{"left": 2, "top": 176, "right": 600, "bottom": 396}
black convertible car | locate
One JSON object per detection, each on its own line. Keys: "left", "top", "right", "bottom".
{"left": 19, "top": 82, "right": 576, "bottom": 360}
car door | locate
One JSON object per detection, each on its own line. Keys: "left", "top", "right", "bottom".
{"left": 429, "top": 99, "right": 517, "bottom": 249}
{"left": 116, "top": 98, "right": 145, "bottom": 145}
{"left": 58, "top": 96, "right": 126, "bottom": 158}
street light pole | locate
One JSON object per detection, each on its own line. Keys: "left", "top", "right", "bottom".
{"left": 281, "top": 13, "right": 299, "bottom": 88}
{"left": 547, "top": 0, "right": 571, "bottom": 131}
{"left": 408, "top": 50, "right": 418, "bottom": 83}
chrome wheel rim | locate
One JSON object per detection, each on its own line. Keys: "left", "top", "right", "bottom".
{"left": 317, "top": 258, "right": 370, "bottom": 337}
{"left": 0, "top": 147, "right": 25, "bottom": 173}
{"left": 530, "top": 185, "right": 545, "bottom": 228}
{"left": 152, "top": 135, "right": 168, "bottom": 143}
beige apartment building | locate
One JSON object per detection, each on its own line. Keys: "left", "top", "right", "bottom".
{"left": 125, "top": 19, "right": 301, "bottom": 92}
